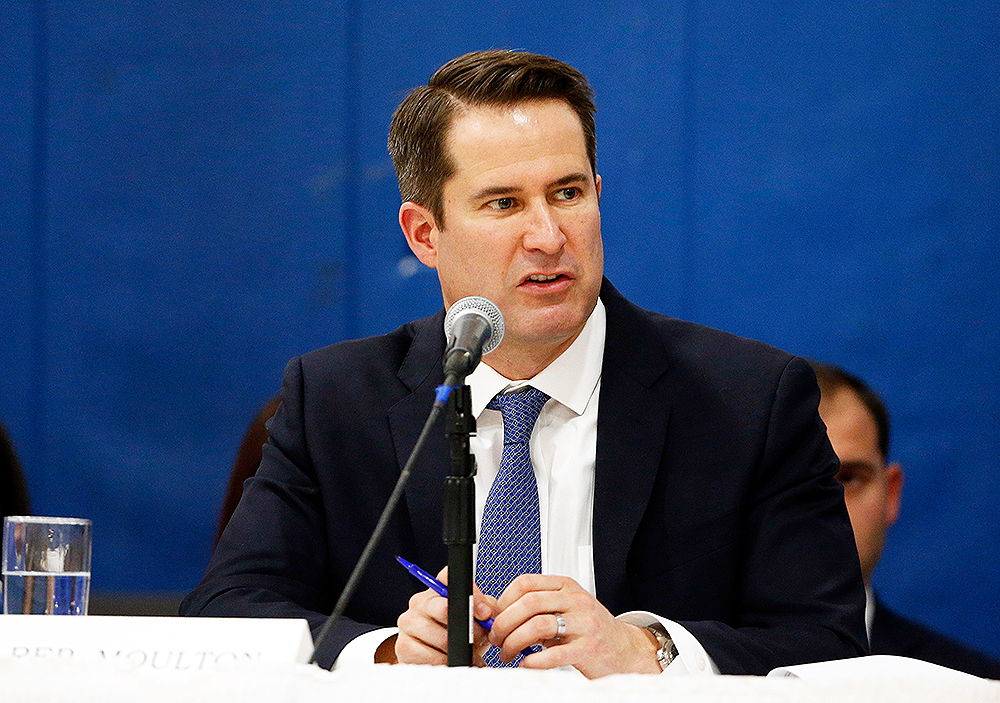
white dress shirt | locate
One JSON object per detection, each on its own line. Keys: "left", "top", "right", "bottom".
{"left": 466, "top": 298, "right": 604, "bottom": 592}
{"left": 337, "top": 300, "right": 717, "bottom": 675}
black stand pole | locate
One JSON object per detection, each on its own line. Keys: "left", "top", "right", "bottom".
{"left": 444, "top": 383, "right": 476, "bottom": 667}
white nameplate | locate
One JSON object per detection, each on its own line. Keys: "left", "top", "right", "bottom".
{"left": 0, "top": 616, "right": 313, "bottom": 669}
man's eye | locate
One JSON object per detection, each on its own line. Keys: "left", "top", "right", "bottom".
{"left": 490, "top": 197, "right": 514, "bottom": 210}
{"left": 835, "top": 471, "right": 858, "bottom": 487}
{"left": 835, "top": 464, "right": 875, "bottom": 490}
{"left": 556, "top": 187, "right": 580, "bottom": 200}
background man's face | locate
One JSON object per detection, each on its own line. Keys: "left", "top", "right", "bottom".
{"left": 424, "top": 99, "right": 604, "bottom": 363}
{"left": 819, "top": 386, "right": 902, "bottom": 585}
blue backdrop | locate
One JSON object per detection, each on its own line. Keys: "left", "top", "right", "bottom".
{"left": 2, "top": 1, "right": 998, "bottom": 658}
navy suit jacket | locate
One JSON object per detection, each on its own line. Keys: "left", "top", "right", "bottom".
{"left": 871, "top": 596, "right": 1000, "bottom": 679}
{"left": 181, "top": 279, "right": 867, "bottom": 673}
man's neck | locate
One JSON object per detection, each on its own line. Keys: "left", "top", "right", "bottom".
{"left": 483, "top": 331, "right": 583, "bottom": 380}
{"left": 467, "top": 300, "right": 605, "bottom": 418}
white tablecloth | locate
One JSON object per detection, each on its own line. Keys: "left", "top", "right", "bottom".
{"left": 5, "top": 658, "right": 999, "bottom": 703}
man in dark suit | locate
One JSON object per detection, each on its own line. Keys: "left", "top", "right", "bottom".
{"left": 812, "top": 361, "right": 1000, "bottom": 679}
{"left": 182, "top": 50, "right": 866, "bottom": 677}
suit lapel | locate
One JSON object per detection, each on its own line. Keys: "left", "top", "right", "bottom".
{"left": 387, "top": 310, "right": 451, "bottom": 568}
{"left": 593, "top": 280, "right": 672, "bottom": 612}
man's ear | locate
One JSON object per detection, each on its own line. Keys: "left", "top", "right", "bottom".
{"left": 399, "top": 201, "right": 439, "bottom": 269}
{"left": 885, "top": 462, "right": 904, "bottom": 525}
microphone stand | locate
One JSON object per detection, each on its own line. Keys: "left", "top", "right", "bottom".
{"left": 443, "top": 381, "right": 476, "bottom": 667}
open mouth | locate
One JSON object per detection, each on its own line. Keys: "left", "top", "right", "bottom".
{"left": 524, "top": 273, "right": 566, "bottom": 284}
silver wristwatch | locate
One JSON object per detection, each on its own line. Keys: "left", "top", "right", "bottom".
{"left": 645, "top": 623, "right": 679, "bottom": 671}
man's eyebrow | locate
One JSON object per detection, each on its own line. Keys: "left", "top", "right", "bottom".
{"left": 549, "top": 172, "right": 590, "bottom": 188}
{"left": 470, "top": 173, "right": 592, "bottom": 202}
{"left": 837, "top": 460, "right": 879, "bottom": 475}
{"left": 470, "top": 184, "right": 519, "bottom": 201}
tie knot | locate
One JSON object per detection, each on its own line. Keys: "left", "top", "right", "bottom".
{"left": 486, "top": 387, "right": 550, "bottom": 445}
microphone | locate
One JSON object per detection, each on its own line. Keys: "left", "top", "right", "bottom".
{"left": 443, "top": 296, "right": 505, "bottom": 381}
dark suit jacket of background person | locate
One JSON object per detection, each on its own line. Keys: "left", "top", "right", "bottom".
{"left": 1, "top": 419, "right": 31, "bottom": 518}
{"left": 181, "top": 278, "right": 867, "bottom": 674}
{"left": 872, "top": 595, "right": 1000, "bottom": 679}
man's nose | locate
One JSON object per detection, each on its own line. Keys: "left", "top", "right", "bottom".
{"left": 522, "top": 204, "right": 566, "bottom": 253}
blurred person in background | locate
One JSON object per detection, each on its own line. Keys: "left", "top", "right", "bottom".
{"left": 811, "top": 361, "right": 1000, "bottom": 679}
{"left": 1, "top": 418, "right": 30, "bottom": 519}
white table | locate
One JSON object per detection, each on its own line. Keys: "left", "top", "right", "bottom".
{"left": 4, "top": 657, "right": 999, "bottom": 703}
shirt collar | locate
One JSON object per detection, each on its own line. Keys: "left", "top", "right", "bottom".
{"left": 865, "top": 585, "right": 875, "bottom": 643}
{"left": 467, "top": 299, "right": 606, "bottom": 418}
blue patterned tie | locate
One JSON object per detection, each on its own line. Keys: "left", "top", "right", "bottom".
{"left": 477, "top": 386, "right": 550, "bottom": 667}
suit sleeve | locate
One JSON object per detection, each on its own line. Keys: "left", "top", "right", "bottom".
{"left": 179, "top": 356, "right": 382, "bottom": 669}
{"left": 679, "top": 356, "right": 869, "bottom": 673}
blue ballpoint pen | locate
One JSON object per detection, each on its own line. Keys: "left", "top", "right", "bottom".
{"left": 395, "top": 555, "right": 537, "bottom": 658}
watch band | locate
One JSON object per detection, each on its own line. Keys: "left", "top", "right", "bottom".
{"left": 645, "top": 623, "right": 679, "bottom": 671}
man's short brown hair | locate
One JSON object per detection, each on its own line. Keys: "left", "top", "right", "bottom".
{"left": 387, "top": 50, "right": 597, "bottom": 228}
{"left": 810, "top": 360, "right": 892, "bottom": 459}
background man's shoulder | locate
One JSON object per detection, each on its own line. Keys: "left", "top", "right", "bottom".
{"left": 873, "top": 601, "right": 1000, "bottom": 680}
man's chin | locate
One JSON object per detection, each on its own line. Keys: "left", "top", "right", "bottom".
{"left": 508, "top": 318, "right": 587, "bottom": 352}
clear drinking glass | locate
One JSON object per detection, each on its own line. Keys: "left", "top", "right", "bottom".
{"left": 2, "top": 516, "right": 92, "bottom": 615}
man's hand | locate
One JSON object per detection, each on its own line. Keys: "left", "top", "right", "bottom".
{"left": 393, "top": 566, "right": 497, "bottom": 665}
{"left": 487, "top": 574, "right": 662, "bottom": 678}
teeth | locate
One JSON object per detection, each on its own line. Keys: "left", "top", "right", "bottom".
{"left": 528, "top": 274, "right": 559, "bottom": 282}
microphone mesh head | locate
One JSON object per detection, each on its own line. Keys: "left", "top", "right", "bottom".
{"left": 443, "top": 296, "right": 505, "bottom": 355}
